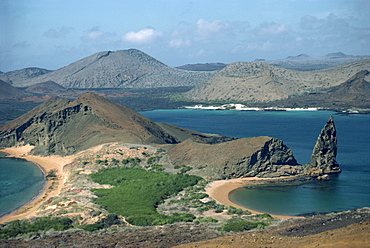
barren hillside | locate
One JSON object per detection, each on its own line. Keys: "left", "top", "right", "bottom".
{"left": 2, "top": 49, "right": 213, "bottom": 88}
{"left": 184, "top": 59, "right": 370, "bottom": 102}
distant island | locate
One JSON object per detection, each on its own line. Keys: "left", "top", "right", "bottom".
{"left": 0, "top": 93, "right": 368, "bottom": 247}
{"left": 0, "top": 49, "right": 369, "bottom": 246}
{"left": 0, "top": 93, "right": 339, "bottom": 221}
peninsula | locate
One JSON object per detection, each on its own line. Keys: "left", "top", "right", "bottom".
{"left": 0, "top": 93, "right": 347, "bottom": 245}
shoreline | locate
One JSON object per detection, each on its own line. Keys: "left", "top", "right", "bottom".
{"left": 0, "top": 145, "right": 75, "bottom": 224}
{"left": 206, "top": 177, "right": 304, "bottom": 220}
{"left": 1, "top": 145, "right": 302, "bottom": 223}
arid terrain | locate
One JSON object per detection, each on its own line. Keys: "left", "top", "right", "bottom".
{"left": 0, "top": 208, "right": 369, "bottom": 247}
{"left": 0, "top": 143, "right": 369, "bottom": 247}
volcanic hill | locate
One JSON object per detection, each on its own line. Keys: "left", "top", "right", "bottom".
{"left": 25, "top": 81, "right": 66, "bottom": 94}
{"left": 184, "top": 59, "right": 370, "bottom": 102}
{"left": 0, "top": 93, "right": 231, "bottom": 155}
{"left": 0, "top": 93, "right": 339, "bottom": 179}
{"left": 264, "top": 70, "right": 370, "bottom": 110}
{"left": 0, "top": 67, "right": 52, "bottom": 86}
{"left": 2, "top": 49, "right": 213, "bottom": 88}
{"left": 0, "top": 80, "right": 27, "bottom": 100}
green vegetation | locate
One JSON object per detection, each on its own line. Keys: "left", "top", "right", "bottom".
{"left": 174, "top": 164, "right": 193, "bottom": 174}
{"left": 217, "top": 217, "right": 268, "bottom": 232}
{"left": 45, "top": 169, "right": 57, "bottom": 179}
{"left": 89, "top": 166, "right": 202, "bottom": 226}
{"left": 121, "top": 157, "right": 141, "bottom": 166}
{"left": 0, "top": 217, "right": 73, "bottom": 239}
{"left": 147, "top": 156, "right": 161, "bottom": 164}
{"left": 226, "top": 206, "right": 251, "bottom": 215}
{"left": 195, "top": 217, "right": 218, "bottom": 224}
{"left": 80, "top": 214, "right": 122, "bottom": 232}
{"left": 220, "top": 220, "right": 268, "bottom": 232}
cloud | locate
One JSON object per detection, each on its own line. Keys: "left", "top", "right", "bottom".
{"left": 81, "top": 26, "right": 105, "bottom": 42}
{"left": 195, "top": 19, "right": 229, "bottom": 39}
{"left": 169, "top": 38, "right": 191, "bottom": 48}
{"left": 168, "top": 19, "right": 249, "bottom": 50}
{"left": 300, "top": 14, "right": 351, "bottom": 32}
{"left": 12, "top": 41, "right": 31, "bottom": 48}
{"left": 122, "top": 28, "right": 163, "bottom": 45}
{"left": 300, "top": 15, "right": 319, "bottom": 30}
{"left": 296, "top": 13, "right": 363, "bottom": 53}
{"left": 43, "top": 26, "right": 73, "bottom": 38}
{"left": 253, "top": 22, "right": 290, "bottom": 38}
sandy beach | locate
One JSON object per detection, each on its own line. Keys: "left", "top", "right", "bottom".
{"left": 206, "top": 177, "right": 302, "bottom": 219}
{"left": 0, "top": 144, "right": 300, "bottom": 224}
{"left": 0, "top": 145, "right": 75, "bottom": 224}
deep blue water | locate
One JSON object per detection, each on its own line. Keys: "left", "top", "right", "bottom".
{"left": 0, "top": 153, "right": 45, "bottom": 217}
{"left": 1, "top": 109, "right": 369, "bottom": 217}
{"left": 141, "top": 109, "right": 370, "bottom": 215}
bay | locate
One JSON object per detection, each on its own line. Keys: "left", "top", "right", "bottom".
{"left": 141, "top": 109, "right": 370, "bottom": 215}
{"left": 0, "top": 153, "right": 45, "bottom": 217}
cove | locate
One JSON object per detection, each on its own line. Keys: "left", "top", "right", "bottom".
{"left": 0, "top": 153, "right": 45, "bottom": 217}
{"left": 141, "top": 109, "right": 370, "bottom": 215}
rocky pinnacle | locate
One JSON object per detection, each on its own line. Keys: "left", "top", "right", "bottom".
{"left": 308, "top": 116, "right": 341, "bottom": 175}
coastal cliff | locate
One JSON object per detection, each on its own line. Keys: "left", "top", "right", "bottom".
{"left": 0, "top": 93, "right": 181, "bottom": 155}
{"left": 168, "top": 116, "right": 340, "bottom": 179}
{"left": 168, "top": 136, "right": 303, "bottom": 180}
{"left": 0, "top": 93, "right": 339, "bottom": 179}
{"left": 0, "top": 93, "right": 233, "bottom": 155}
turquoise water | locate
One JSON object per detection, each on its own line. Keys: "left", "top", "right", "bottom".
{"left": 0, "top": 153, "right": 45, "bottom": 217}
{"left": 1, "top": 109, "right": 369, "bottom": 217}
{"left": 141, "top": 109, "right": 370, "bottom": 215}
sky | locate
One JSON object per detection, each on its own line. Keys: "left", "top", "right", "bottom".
{"left": 0, "top": 0, "right": 369, "bottom": 72}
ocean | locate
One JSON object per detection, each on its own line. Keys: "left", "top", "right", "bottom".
{"left": 141, "top": 109, "right": 370, "bottom": 215}
{"left": 0, "top": 153, "right": 45, "bottom": 217}
{"left": 1, "top": 109, "right": 369, "bottom": 217}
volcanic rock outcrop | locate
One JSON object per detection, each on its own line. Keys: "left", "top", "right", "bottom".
{"left": 0, "top": 93, "right": 227, "bottom": 155}
{"left": 168, "top": 117, "right": 340, "bottom": 180}
{"left": 0, "top": 93, "right": 340, "bottom": 179}
{"left": 168, "top": 136, "right": 302, "bottom": 180}
{"left": 306, "top": 116, "right": 341, "bottom": 175}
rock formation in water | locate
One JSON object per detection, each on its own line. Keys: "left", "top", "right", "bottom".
{"left": 168, "top": 116, "right": 341, "bottom": 180}
{"left": 306, "top": 116, "right": 341, "bottom": 175}
{"left": 0, "top": 93, "right": 340, "bottom": 179}
{"left": 168, "top": 136, "right": 303, "bottom": 180}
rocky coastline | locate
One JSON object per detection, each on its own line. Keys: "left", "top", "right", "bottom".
{"left": 1, "top": 94, "right": 363, "bottom": 247}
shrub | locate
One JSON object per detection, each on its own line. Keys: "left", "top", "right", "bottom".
{"left": 46, "top": 169, "right": 57, "bottom": 179}
{"left": 220, "top": 220, "right": 267, "bottom": 232}
{"left": 0, "top": 217, "right": 73, "bottom": 239}
{"left": 180, "top": 166, "right": 192, "bottom": 174}
{"left": 90, "top": 167, "right": 201, "bottom": 226}
{"left": 147, "top": 156, "right": 160, "bottom": 164}
{"left": 95, "top": 159, "right": 108, "bottom": 165}
{"left": 111, "top": 158, "right": 120, "bottom": 164}
{"left": 80, "top": 214, "right": 121, "bottom": 232}
{"left": 121, "top": 157, "right": 141, "bottom": 166}
{"left": 259, "top": 213, "right": 273, "bottom": 219}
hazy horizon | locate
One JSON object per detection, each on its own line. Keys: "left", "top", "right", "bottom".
{"left": 1, "top": 0, "right": 369, "bottom": 72}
